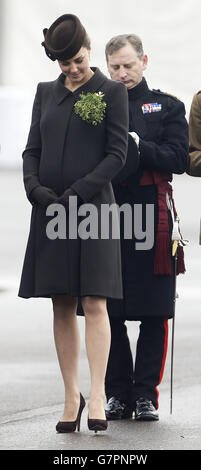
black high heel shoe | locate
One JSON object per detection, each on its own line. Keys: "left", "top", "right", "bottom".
{"left": 88, "top": 417, "right": 108, "bottom": 433}
{"left": 56, "top": 393, "right": 86, "bottom": 433}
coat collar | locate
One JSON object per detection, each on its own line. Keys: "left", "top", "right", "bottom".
{"left": 53, "top": 67, "right": 107, "bottom": 104}
{"left": 127, "top": 77, "right": 149, "bottom": 101}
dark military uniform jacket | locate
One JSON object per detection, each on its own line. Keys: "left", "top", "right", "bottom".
{"left": 114, "top": 77, "right": 189, "bottom": 187}
{"left": 107, "top": 77, "right": 189, "bottom": 320}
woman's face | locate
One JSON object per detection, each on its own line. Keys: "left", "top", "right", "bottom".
{"left": 58, "top": 47, "right": 91, "bottom": 85}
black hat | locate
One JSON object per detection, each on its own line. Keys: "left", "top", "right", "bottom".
{"left": 41, "top": 14, "right": 86, "bottom": 61}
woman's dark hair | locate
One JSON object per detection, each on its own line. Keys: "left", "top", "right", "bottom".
{"left": 82, "top": 32, "right": 91, "bottom": 49}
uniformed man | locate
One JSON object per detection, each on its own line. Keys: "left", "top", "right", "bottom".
{"left": 188, "top": 90, "right": 201, "bottom": 177}
{"left": 188, "top": 90, "right": 201, "bottom": 244}
{"left": 104, "top": 34, "right": 189, "bottom": 421}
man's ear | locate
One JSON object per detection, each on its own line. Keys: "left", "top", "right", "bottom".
{"left": 142, "top": 54, "right": 148, "bottom": 71}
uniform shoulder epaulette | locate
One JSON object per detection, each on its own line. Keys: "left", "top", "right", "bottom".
{"left": 152, "top": 88, "right": 181, "bottom": 102}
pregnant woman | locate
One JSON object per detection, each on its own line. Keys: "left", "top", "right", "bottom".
{"left": 18, "top": 14, "right": 128, "bottom": 433}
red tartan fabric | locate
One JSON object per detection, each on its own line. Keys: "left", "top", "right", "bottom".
{"left": 139, "top": 170, "right": 185, "bottom": 275}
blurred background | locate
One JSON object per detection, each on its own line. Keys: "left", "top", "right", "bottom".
{"left": 0, "top": 0, "right": 201, "bottom": 168}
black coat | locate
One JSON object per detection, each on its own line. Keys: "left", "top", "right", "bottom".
{"left": 18, "top": 68, "right": 129, "bottom": 299}
{"left": 106, "top": 77, "right": 189, "bottom": 320}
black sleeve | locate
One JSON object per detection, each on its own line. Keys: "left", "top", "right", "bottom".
{"left": 139, "top": 99, "right": 189, "bottom": 174}
{"left": 22, "top": 83, "right": 42, "bottom": 201}
{"left": 71, "top": 82, "right": 129, "bottom": 202}
{"left": 112, "top": 134, "right": 140, "bottom": 185}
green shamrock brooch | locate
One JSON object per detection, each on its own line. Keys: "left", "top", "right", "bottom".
{"left": 74, "top": 91, "right": 107, "bottom": 126}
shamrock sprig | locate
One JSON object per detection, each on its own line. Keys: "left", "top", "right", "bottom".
{"left": 74, "top": 91, "right": 106, "bottom": 126}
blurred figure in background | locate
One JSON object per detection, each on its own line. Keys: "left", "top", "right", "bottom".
{"left": 188, "top": 91, "right": 201, "bottom": 177}
{"left": 188, "top": 91, "right": 201, "bottom": 244}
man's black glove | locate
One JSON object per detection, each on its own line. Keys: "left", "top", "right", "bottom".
{"left": 30, "top": 186, "right": 58, "bottom": 207}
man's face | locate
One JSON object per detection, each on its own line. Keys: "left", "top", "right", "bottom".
{"left": 107, "top": 42, "right": 148, "bottom": 89}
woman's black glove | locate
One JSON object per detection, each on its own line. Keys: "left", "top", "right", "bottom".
{"left": 57, "top": 188, "right": 82, "bottom": 211}
{"left": 30, "top": 186, "right": 58, "bottom": 207}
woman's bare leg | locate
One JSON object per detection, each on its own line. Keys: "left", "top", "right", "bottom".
{"left": 52, "top": 294, "right": 80, "bottom": 421}
{"left": 81, "top": 296, "right": 111, "bottom": 420}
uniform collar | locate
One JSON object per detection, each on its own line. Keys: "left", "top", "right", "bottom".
{"left": 127, "top": 77, "right": 149, "bottom": 100}
{"left": 53, "top": 67, "right": 107, "bottom": 104}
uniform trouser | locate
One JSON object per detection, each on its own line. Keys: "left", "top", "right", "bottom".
{"left": 105, "top": 316, "right": 168, "bottom": 410}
